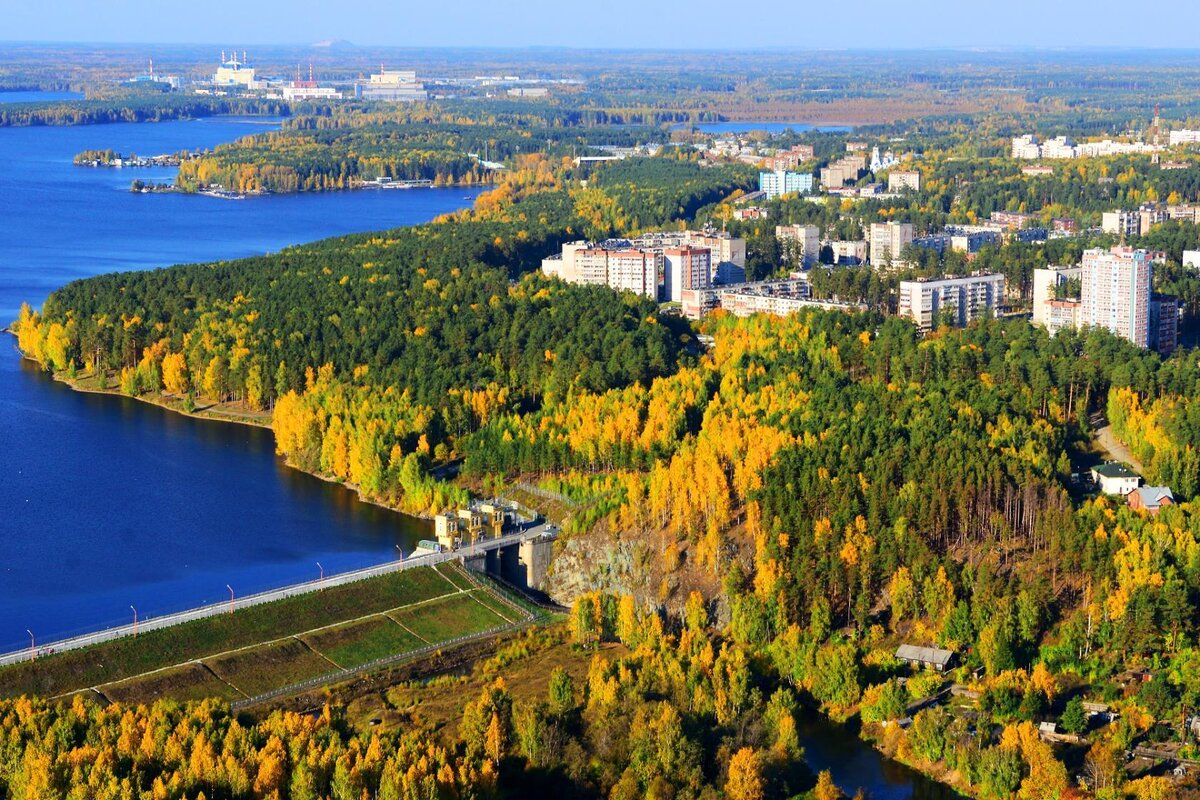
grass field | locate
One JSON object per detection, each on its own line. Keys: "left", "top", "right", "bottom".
{"left": 0, "top": 566, "right": 456, "bottom": 699}
{"left": 391, "top": 593, "right": 508, "bottom": 642}
{"left": 206, "top": 639, "right": 335, "bottom": 698}
{"left": 102, "top": 663, "right": 243, "bottom": 705}
{"left": 301, "top": 617, "right": 425, "bottom": 669}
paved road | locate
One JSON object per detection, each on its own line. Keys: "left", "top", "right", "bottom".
{"left": 0, "top": 524, "right": 552, "bottom": 668}
{"left": 1093, "top": 419, "right": 1145, "bottom": 474}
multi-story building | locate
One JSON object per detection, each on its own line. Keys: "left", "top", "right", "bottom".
{"left": 759, "top": 170, "right": 814, "bottom": 198}
{"left": 732, "top": 206, "right": 768, "bottom": 221}
{"left": 1139, "top": 204, "right": 1169, "bottom": 234}
{"left": 1080, "top": 246, "right": 1152, "bottom": 348}
{"left": 768, "top": 144, "right": 815, "bottom": 171}
{"left": 820, "top": 154, "right": 867, "bottom": 189}
{"left": 776, "top": 224, "right": 820, "bottom": 267}
{"left": 1053, "top": 218, "right": 1079, "bottom": 233}
{"left": 684, "top": 229, "right": 746, "bottom": 270}
{"left": 1021, "top": 165, "right": 1055, "bottom": 177}
{"left": 869, "top": 222, "right": 914, "bottom": 267}
{"left": 1042, "top": 136, "right": 1080, "bottom": 159}
{"left": 828, "top": 240, "right": 869, "bottom": 266}
{"left": 1183, "top": 250, "right": 1200, "bottom": 269}
{"left": 356, "top": 69, "right": 427, "bottom": 101}
{"left": 898, "top": 273, "right": 1006, "bottom": 332}
{"left": 1169, "top": 130, "right": 1200, "bottom": 146}
{"left": 1102, "top": 210, "right": 1141, "bottom": 238}
{"left": 990, "top": 210, "right": 1037, "bottom": 230}
{"left": 1150, "top": 296, "right": 1179, "bottom": 355}
{"left": 912, "top": 234, "right": 951, "bottom": 255}
{"left": 951, "top": 230, "right": 1001, "bottom": 254}
{"left": 888, "top": 170, "right": 921, "bottom": 192}
{"left": 663, "top": 247, "right": 711, "bottom": 302}
{"left": 680, "top": 278, "right": 865, "bottom": 320}
{"left": 606, "top": 249, "right": 659, "bottom": 297}
{"left": 1011, "top": 135, "right": 1042, "bottom": 159}
{"left": 1031, "top": 266, "right": 1082, "bottom": 332}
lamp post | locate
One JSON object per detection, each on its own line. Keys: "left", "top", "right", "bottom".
{"left": 316, "top": 562, "right": 324, "bottom": 591}
{"left": 131, "top": 606, "right": 138, "bottom": 638}
{"left": 226, "top": 584, "right": 235, "bottom": 616}
{"left": 395, "top": 544, "right": 404, "bottom": 561}
{"left": 26, "top": 629, "right": 34, "bottom": 662}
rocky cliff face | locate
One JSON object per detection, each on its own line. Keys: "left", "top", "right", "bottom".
{"left": 543, "top": 524, "right": 733, "bottom": 624}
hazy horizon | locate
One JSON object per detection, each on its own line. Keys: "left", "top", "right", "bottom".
{"left": 5, "top": 0, "right": 1200, "bottom": 51}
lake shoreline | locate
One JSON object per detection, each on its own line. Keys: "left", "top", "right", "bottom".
{"left": 8, "top": 331, "right": 441, "bottom": 524}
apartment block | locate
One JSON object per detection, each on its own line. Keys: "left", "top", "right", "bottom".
{"left": 829, "top": 240, "right": 869, "bottom": 266}
{"left": 869, "top": 222, "right": 914, "bottom": 267}
{"left": 1031, "top": 265, "right": 1082, "bottom": 333}
{"left": 898, "top": 273, "right": 1006, "bottom": 331}
{"left": 1150, "top": 296, "right": 1179, "bottom": 355}
{"left": 887, "top": 170, "right": 921, "bottom": 192}
{"left": 1101, "top": 210, "right": 1140, "bottom": 238}
{"left": 759, "top": 170, "right": 814, "bottom": 198}
{"left": 663, "top": 247, "right": 711, "bottom": 303}
{"left": 776, "top": 224, "right": 821, "bottom": 266}
{"left": 681, "top": 278, "right": 865, "bottom": 320}
{"left": 1081, "top": 246, "right": 1151, "bottom": 348}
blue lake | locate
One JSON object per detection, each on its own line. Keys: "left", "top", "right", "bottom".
{"left": 0, "top": 90, "right": 84, "bottom": 104}
{"left": 0, "top": 116, "right": 483, "bottom": 651}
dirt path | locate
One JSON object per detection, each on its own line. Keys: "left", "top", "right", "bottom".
{"left": 1094, "top": 424, "right": 1145, "bottom": 474}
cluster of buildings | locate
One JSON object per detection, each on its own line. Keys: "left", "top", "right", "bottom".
{"left": 759, "top": 170, "right": 814, "bottom": 199}
{"left": 540, "top": 228, "right": 746, "bottom": 301}
{"left": 821, "top": 151, "right": 868, "bottom": 189}
{"left": 1012, "top": 134, "right": 1165, "bottom": 160}
{"left": 1090, "top": 463, "right": 1174, "bottom": 514}
{"left": 767, "top": 144, "right": 815, "bottom": 171}
{"left": 200, "top": 53, "right": 426, "bottom": 102}
{"left": 681, "top": 277, "right": 865, "bottom": 320}
{"left": 1031, "top": 247, "right": 1178, "bottom": 353}
{"left": 1101, "top": 202, "right": 1200, "bottom": 237}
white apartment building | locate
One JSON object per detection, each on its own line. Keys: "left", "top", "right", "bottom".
{"left": 1169, "top": 130, "right": 1200, "bottom": 146}
{"left": 663, "top": 247, "right": 711, "bottom": 302}
{"left": 887, "top": 170, "right": 921, "bottom": 192}
{"left": 776, "top": 224, "right": 821, "bottom": 267}
{"left": 898, "top": 273, "right": 1006, "bottom": 332}
{"left": 829, "top": 240, "right": 869, "bottom": 265}
{"left": 1102, "top": 210, "right": 1140, "bottom": 238}
{"left": 759, "top": 170, "right": 814, "bottom": 198}
{"left": 1031, "top": 266, "right": 1082, "bottom": 334}
{"left": 1081, "top": 246, "right": 1151, "bottom": 348}
{"left": 1183, "top": 250, "right": 1200, "bottom": 269}
{"left": 1011, "top": 135, "right": 1042, "bottom": 159}
{"left": 870, "top": 222, "right": 914, "bottom": 267}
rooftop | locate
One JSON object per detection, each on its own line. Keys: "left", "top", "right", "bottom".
{"left": 1093, "top": 462, "right": 1139, "bottom": 479}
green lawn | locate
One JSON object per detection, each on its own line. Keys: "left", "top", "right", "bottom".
{"left": 302, "top": 617, "right": 425, "bottom": 669}
{"left": 433, "top": 562, "right": 477, "bottom": 592}
{"left": 206, "top": 639, "right": 335, "bottom": 698}
{"left": 102, "top": 663, "right": 243, "bottom": 705}
{"left": 391, "top": 593, "right": 509, "bottom": 643}
{"left": 0, "top": 566, "right": 454, "bottom": 699}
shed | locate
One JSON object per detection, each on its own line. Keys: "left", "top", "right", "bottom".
{"left": 896, "top": 644, "right": 956, "bottom": 672}
{"left": 1091, "top": 462, "right": 1141, "bottom": 496}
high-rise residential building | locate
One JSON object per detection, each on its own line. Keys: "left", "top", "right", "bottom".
{"left": 1011, "top": 135, "right": 1042, "bottom": 159}
{"left": 869, "top": 222, "right": 914, "bottom": 267}
{"left": 683, "top": 230, "right": 746, "bottom": 269}
{"left": 1081, "top": 246, "right": 1151, "bottom": 348}
{"left": 541, "top": 242, "right": 659, "bottom": 298}
{"left": 1101, "top": 210, "right": 1141, "bottom": 238}
{"left": 759, "top": 170, "right": 814, "bottom": 198}
{"left": 898, "top": 273, "right": 1006, "bottom": 332}
{"left": 1150, "top": 297, "right": 1179, "bottom": 355}
{"left": 775, "top": 224, "right": 820, "bottom": 267}
{"left": 663, "top": 247, "right": 711, "bottom": 302}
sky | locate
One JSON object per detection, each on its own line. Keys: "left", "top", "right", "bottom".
{"left": 5, "top": 0, "right": 1200, "bottom": 50}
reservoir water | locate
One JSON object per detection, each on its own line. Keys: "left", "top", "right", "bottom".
{"left": 0, "top": 116, "right": 483, "bottom": 652}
